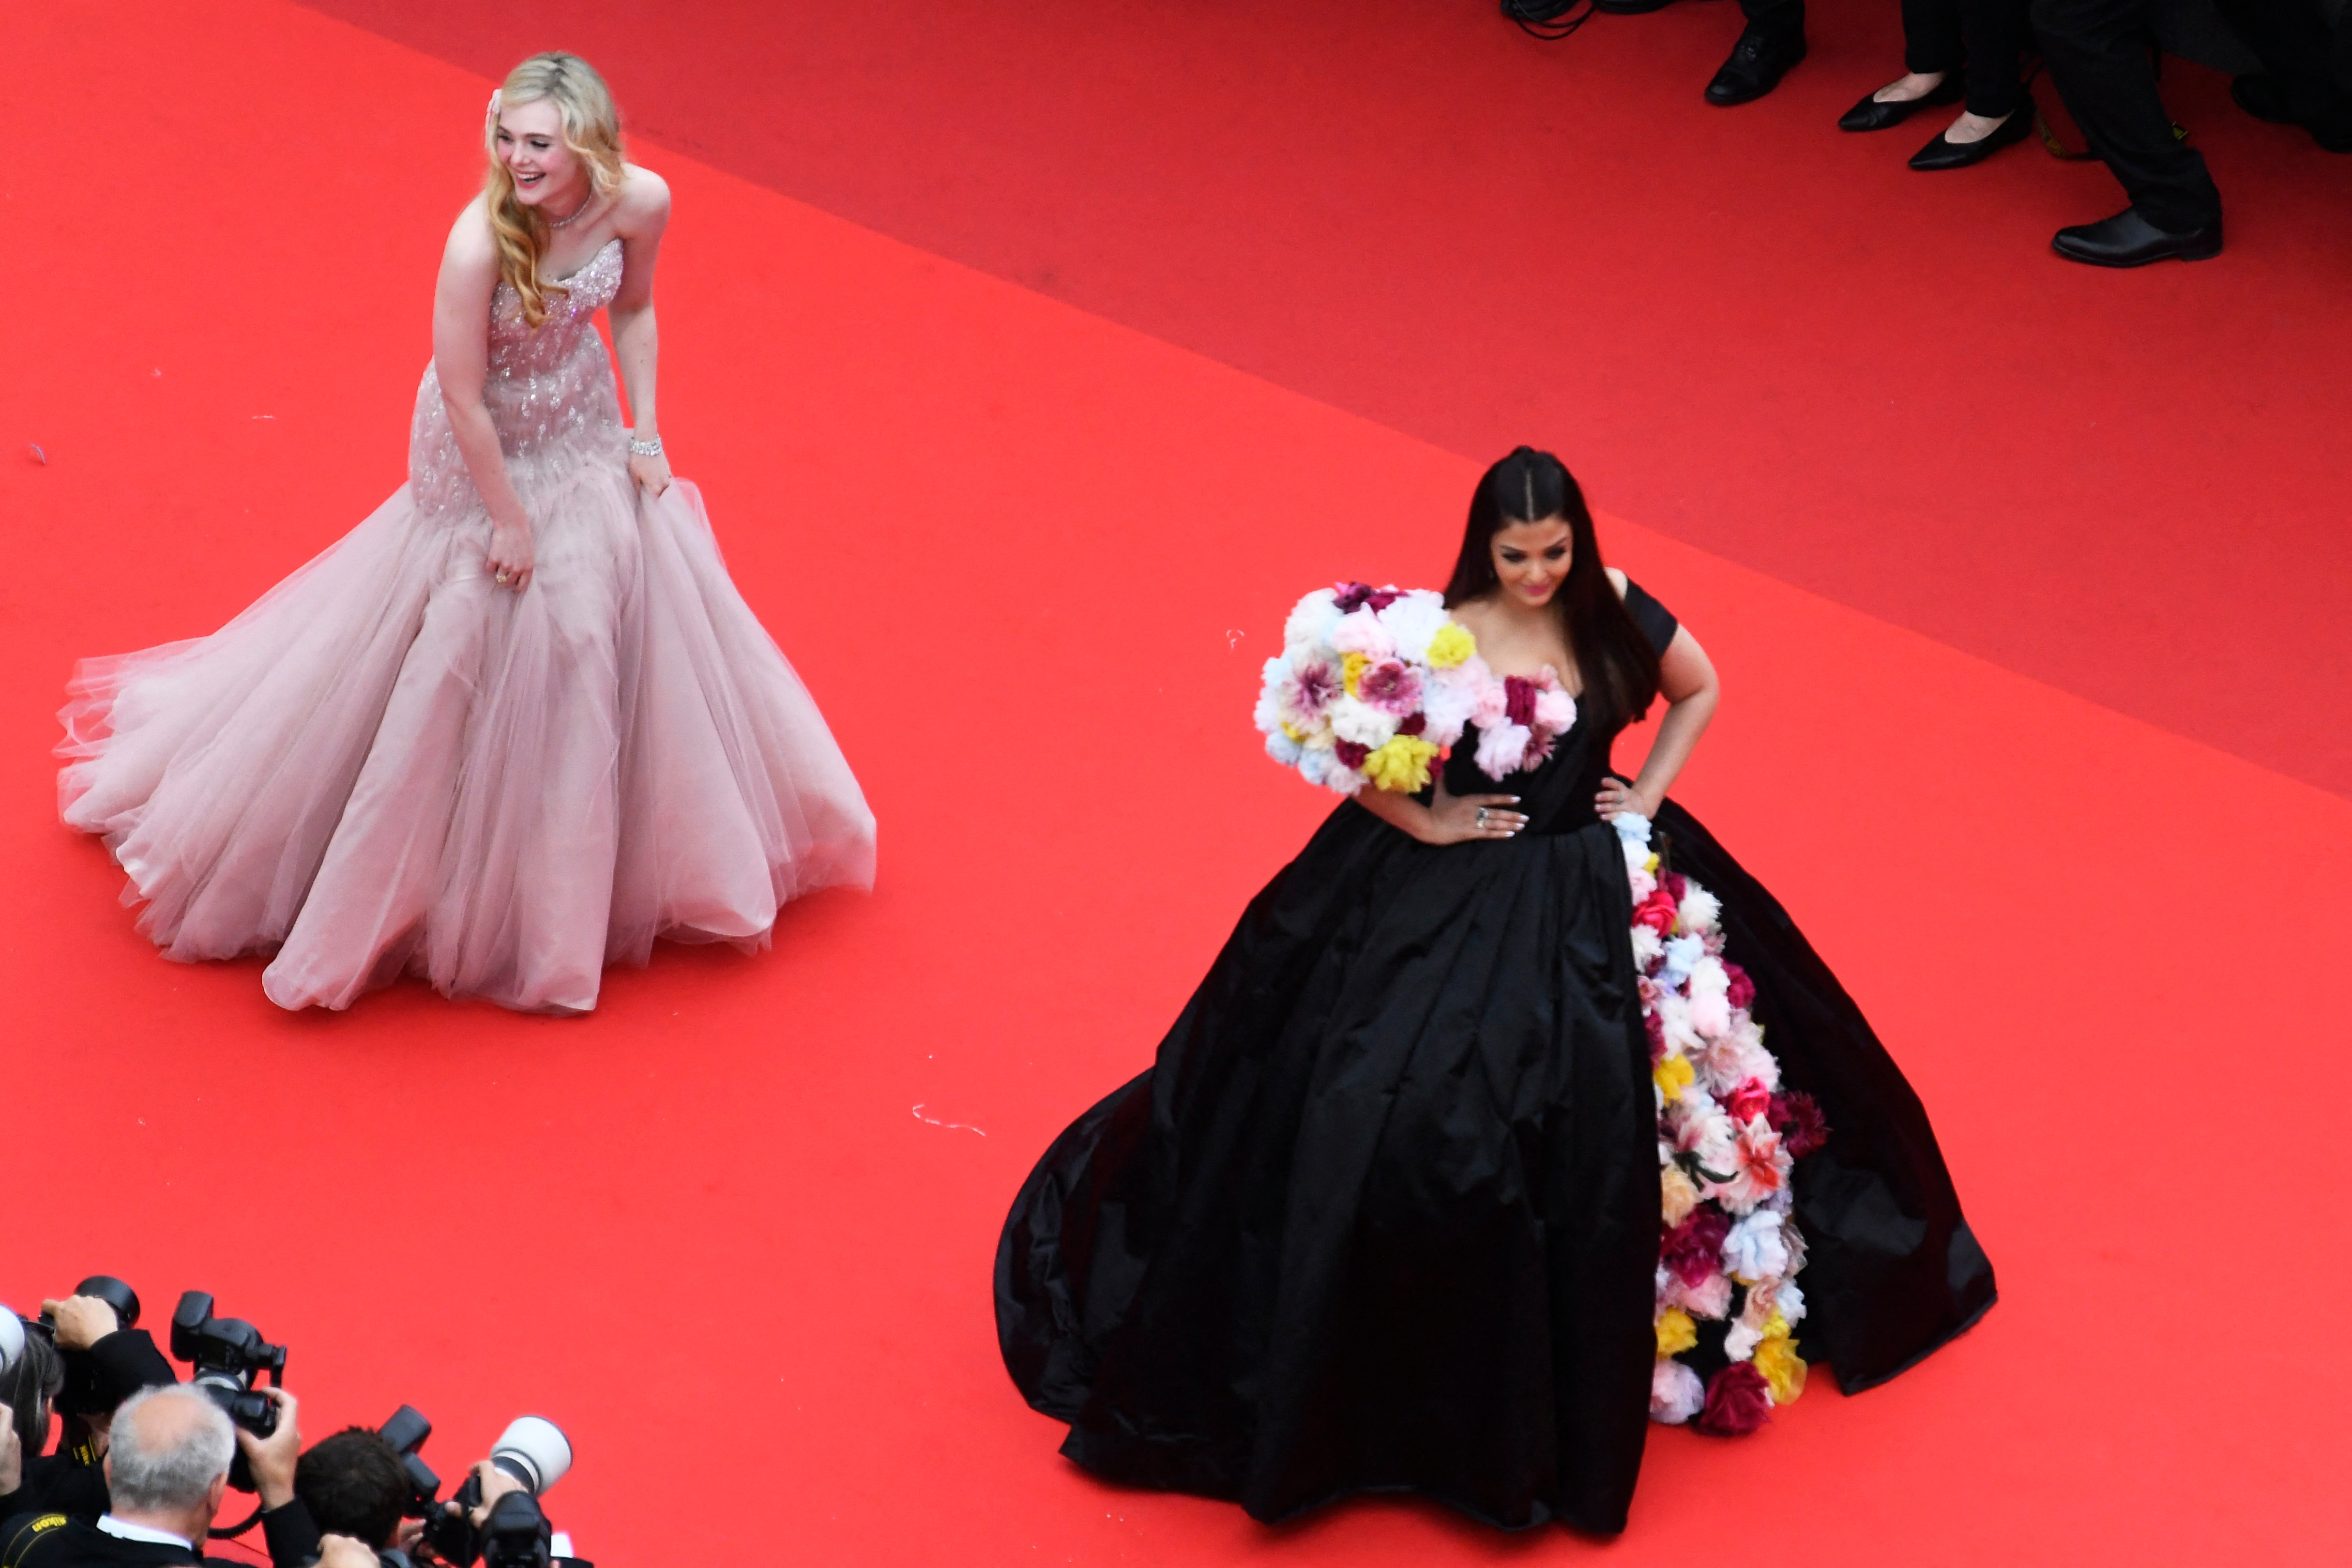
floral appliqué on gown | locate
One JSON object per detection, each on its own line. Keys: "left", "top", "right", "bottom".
{"left": 58, "top": 239, "right": 876, "bottom": 1013}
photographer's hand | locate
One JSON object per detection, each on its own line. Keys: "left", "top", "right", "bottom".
{"left": 467, "top": 1459, "right": 526, "bottom": 1524}
{"left": 40, "top": 1295, "right": 120, "bottom": 1351}
{"left": 237, "top": 1387, "right": 303, "bottom": 1511}
{"left": 317, "top": 1536, "right": 379, "bottom": 1568}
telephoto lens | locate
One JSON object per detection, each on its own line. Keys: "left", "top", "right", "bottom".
{"left": 422, "top": 1418, "right": 573, "bottom": 1567}
{"left": 486, "top": 1418, "right": 572, "bottom": 1495}
{"left": 0, "top": 1309, "right": 24, "bottom": 1376}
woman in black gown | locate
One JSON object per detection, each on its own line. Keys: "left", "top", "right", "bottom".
{"left": 995, "top": 448, "right": 1994, "bottom": 1535}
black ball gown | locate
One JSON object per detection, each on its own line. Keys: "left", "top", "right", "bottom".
{"left": 994, "top": 582, "right": 1994, "bottom": 1534}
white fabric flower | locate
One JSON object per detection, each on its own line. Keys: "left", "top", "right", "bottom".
{"left": 1421, "top": 668, "right": 1478, "bottom": 748}
{"left": 1328, "top": 696, "right": 1398, "bottom": 749}
{"left": 1629, "top": 925, "right": 1664, "bottom": 969}
{"left": 1473, "top": 720, "right": 1531, "bottom": 779}
{"left": 1321, "top": 761, "right": 1364, "bottom": 796}
{"left": 1650, "top": 1359, "right": 1705, "bottom": 1424}
{"left": 1687, "top": 954, "right": 1732, "bottom": 1037}
{"left": 1283, "top": 589, "right": 1342, "bottom": 654}
{"left": 1659, "top": 933, "right": 1707, "bottom": 991}
{"left": 1613, "top": 811, "right": 1654, "bottom": 850}
{"left": 1722, "top": 1210, "right": 1791, "bottom": 1283}
{"left": 1297, "top": 748, "right": 1332, "bottom": 785}
{"left": 1679, "top": 885, "right": 1722, "bottom": 935}
{"left": 1327, "top": 607, "right": 1396, "bottom": 659}
{"left": 1264, "top": 730, "right": 1304, "bottom": 767}
{"left": 1377, "top": 591, "right": 1451, "bottom": 664}
{"left": 1253, "top": 657, "right": 1289, "bottom": 736}
{"left": 1775, "top": 1278, "right": 1808, "bottom": 1325}
{"left": 1723, "top": 1318, "right": 1763, "bottom": 1364}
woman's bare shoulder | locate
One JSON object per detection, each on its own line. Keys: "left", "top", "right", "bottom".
{"left": 437, "top": 198, "right": 499, "bottom": 289}
{"left": 1605, "top": 565, "right": 1628, "bottom": 597}
{"left": 615, "top": 164, "right": 672, "bottom": 231}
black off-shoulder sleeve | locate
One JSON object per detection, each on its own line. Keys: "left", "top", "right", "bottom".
{"left": 1622, "top": 578, "right": 1678, "bottom": 656}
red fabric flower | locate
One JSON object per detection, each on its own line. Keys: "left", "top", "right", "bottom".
{"left": 1644, "top": 1008, "right": 1666, "bottom": 1062}
{"left": 1770, "top": 1091, "right": 1829, "bottom": 1159}
{"left": 1332, "top": 581, "right": 1373, "bottom": 612}
{"left": 1697, "top": 1363, "right": 1773, "bottom": 1435}
{"left": 1333, "top": 740, "right": 1370, "bottom": 769}
{"left": 1366, "top": 588, "right": 1401, "bottom": 612}
{"left": 1398, "top": 711, "right": 1427, "bottom": 736}
{"left": 1660, "top": 1207, "right": 1731, "bottom": 1289}
{"left": 1632, "top": 889, "right": 1680, "bottom": 935}
{"left": 1725, "top": 1077, "right": 1772, "bottom": 1125}
{"left": 1724, "top": 961, "right": 1755, "bottom": 1011}
{"left": 1503, "top": 674, "right": 1538, "bottom": 728}
{"left": 1661, "top": 871, "right": 1687, "bottom": 903}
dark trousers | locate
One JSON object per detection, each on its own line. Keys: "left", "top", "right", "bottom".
{"left": 1904, "top": 0, "right": 2034, "bottom": 115}
{"left": 2033, "top": 0, "right": 2224, "bottom": 227}
{"left": 1742, "top": 0, "right": 1804, "bottom": 38}
{"left": 2211, "top": 0, "right": 2352, "bottom": 119}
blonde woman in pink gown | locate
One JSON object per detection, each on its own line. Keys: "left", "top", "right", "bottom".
{"left": 56, "top": 53, "right": 876, "bottom": 1014}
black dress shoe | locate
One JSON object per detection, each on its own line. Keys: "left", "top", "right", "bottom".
{"left": 2051, "top": 207, "right": 2223, "bottom": 267}
{"left": 1837, "top": 76, "right": 1964, "bottom": 132}
{"left": 1907, "top": 105, "right": 2033, "bottom": 169}
{"left": 2229, "top": 73, "right": 2300, "bottom": 125}
{"left": 1592, "top": 0, "right": 1680, "bottom": 13}
{"left": 1706, "top": 26, "right": 1807, "bottom": 107}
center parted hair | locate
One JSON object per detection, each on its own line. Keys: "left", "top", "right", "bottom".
{"left": 484, "top": 52, "right": 627, "bottom": 328}
{"left": 1443, "top": 446, "right": 1662, "bottom": 731}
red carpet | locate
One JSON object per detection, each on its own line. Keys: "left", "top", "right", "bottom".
{"left": 2, "top": 2, "right": 2343, "bottom": 1563}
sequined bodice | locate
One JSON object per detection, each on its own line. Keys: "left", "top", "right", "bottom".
{"left": 408, "top": 239, "right": 629, "bottom": 524}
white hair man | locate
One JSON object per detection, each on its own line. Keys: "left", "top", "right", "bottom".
{"left": 1, "top": 1385, "right": 377, "bottom": 1568}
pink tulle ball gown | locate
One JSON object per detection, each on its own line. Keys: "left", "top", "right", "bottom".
{"left": 57, "top": 238, "right": 876, "bottom": 1014}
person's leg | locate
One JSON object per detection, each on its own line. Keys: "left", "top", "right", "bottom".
{"left": 1906, "top": 0, "right": 1969, "bottom": 78}
{"left": 1960, "top": 0, "right": 2033, "bottom": 116}
{"left": 1709, "top": 0, "right": 1807, "bottom": 104}
{"left": 2032, "top": 0, "right": 2223, "bottom": 228}
{"left": 2212, "top": 0, "right": 2338, "bottom": 116}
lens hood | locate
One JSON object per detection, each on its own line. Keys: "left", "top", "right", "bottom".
{"left": 489, "top": 1416, "right": 572, "bottom": 1495}
{"left": 0, "top": 1309, "right": 23, "bottom": 1376}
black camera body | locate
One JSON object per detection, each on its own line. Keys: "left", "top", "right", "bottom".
{"left": 168, "top": 1291, "right": 285, "bottom": 1490}
{"left": 380, "top": 1404, "right": 444, "bottom": 1519}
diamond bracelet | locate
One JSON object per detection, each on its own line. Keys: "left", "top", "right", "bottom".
{"left": 628, "top": 434, "right": 664, "bottom": 458}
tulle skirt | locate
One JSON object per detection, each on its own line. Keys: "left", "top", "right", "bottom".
{"left": 58, "top": 472, "right": 875, "bottom": 1013}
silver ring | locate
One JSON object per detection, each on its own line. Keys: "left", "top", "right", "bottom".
{"left": 1477, "top": 807, "right": 1489, "bottom": 829}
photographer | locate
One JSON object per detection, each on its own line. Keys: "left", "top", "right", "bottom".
{"left": 288, "top": 1429, "right": 418, "bottom": 1567}
{"left": 1, "top": 1295, "right": 175, "bottom": 1523}
{"left": 2, "top": 1385, "right": 230, "bottom": 1565}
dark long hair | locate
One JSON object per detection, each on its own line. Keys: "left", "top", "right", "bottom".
{"left": 4, "top": 1324, "right": 62, "bottom": 1461}
{"left": 1442, "top": 446, "right": 1660, "bottom": 731}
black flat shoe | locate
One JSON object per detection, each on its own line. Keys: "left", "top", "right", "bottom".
{"left": 2051, "top": 207, "right": 2223, "bottom": 267}
{"left": 1706, "top": 27, "right": 1807, "bottom": 106}
{"left": 1907, "top": 106, "right": 2033, "bottom": 169}
{"left": 1837, "top": 76, "right": 1964, "bottom": 132}
{"left": 1592, "top": 0, "right": 1680, "bottom": 13}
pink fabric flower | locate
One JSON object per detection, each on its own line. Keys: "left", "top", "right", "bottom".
{"left": 1770, "top": 1091, "right": 1829, "bottom": 1159}
{"left": 1328, "top": 609, "right": 1396, "bottom": 659}
{"left": 1651, "top": 1359, "right": 1706, "bottom": 1425}
{"left": 1287, "top": 659, "right": 1340, "bottom": 722}
{"left": 1697, "top": 1364, "right": 1773, "bottom": 1435}
{"left": 1644, "top": 1008, "right": 1666, "bottom": 1062}
{"left": 1709, "top": 1117, "right": 1789, "bottom": 1210}
{"left": 1661, "top": 1207, "right": 1732, "bottom": 1289}
{"left": 1355, "top": 658, "right": 1423, "bottom": 715}
{"left": 1670, "top": 1271, "right": 1734, "bottom": 1320}
{"left": 1532, "top": 685, "right": 1576, "bottom": 732}
{"left": 1471, "top": 677, "right": 1511, "bottom": 730}
{"left": 1473, "top": 721, "right": 1531, "bottom": 779}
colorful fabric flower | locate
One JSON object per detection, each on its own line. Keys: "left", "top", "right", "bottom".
{"left": 1697, "top": 1364, "right": 1773, "bottom": 1436}
{"left": 1355, "top": 658, "right": 1423, "bottom": 715}
{"left": 1659, "top": 1164, "right": 1700, "bottom": 1227}
{"left": 1474, "top": 721, "right": 1532, "bottom": 779}
{"left": 1361, "top": 734, "right": 1439, "bottom": 794}
{"left": 1770, "top": 1090, "right": 1830, "bottom": 1159}
{"left": 1753, "top": 1324, "right": 1806, "bottom": 1405}
{"left": 1655, "top": 1307, "right": 1698, "bottom": 1357}
{"left": 1651, "top": 1359, "right": 1706, "bottom": 1425}
{"left": 1426, "top": 621, "right": 1475, "bottom": 669}
{"left": 1662, "top": 1208, "right": 1732, "bottom": 1289}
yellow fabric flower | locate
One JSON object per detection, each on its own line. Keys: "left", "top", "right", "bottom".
{"left": 1426, "top": 622, "right": 1476, "bottom": 670}
{"left": 1655, "top": 1308, "right": 1698, "bottom": 1358}
{"left": 1280, "top": 721, "right": 1309, "bottom": 744}
{"left": 1754, "top": 1322, "right": 1806, "bottom": 1405}
{"left": 1362, "top": 734, "right": 1440, "bottom": 794}
{"left": 1644, "top": 853, "right": 1661, "bottom": 875}
{"left": 1653, "top": 1052, "right": 1694, "bottom": 1103}
{"left": 1341, "top": 652, "right": 1369, "bottom": 696}
{"left": 1660, "top": 1164, "right": 1700, "bottom": 1227}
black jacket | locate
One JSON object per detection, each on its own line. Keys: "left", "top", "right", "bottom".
{"left": 56, "top": 1334, "right": 176, "bottom": 1421}
{"left": 0, "top": 1503, "right": 322, "bottom": 1568}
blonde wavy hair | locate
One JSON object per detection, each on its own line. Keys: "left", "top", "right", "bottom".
{"left": 484, "top": 52, "right": 626, "bottom": 327}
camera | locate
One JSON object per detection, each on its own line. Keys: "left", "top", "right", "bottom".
{"left": 36, "top": 1276, "right": 143, "bottom": 1421}
{"left": 0, "top": 1310, "right": 23, "bottom": 1378}
{"left": 168, "top": 1291, "right": 286, "bottom": 1490}
{"left": 422, "top": 1418, "right": 572, "bottom": 1568}
{"left": 379, "top": 1404, "right": 444, "bottom": 1517}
